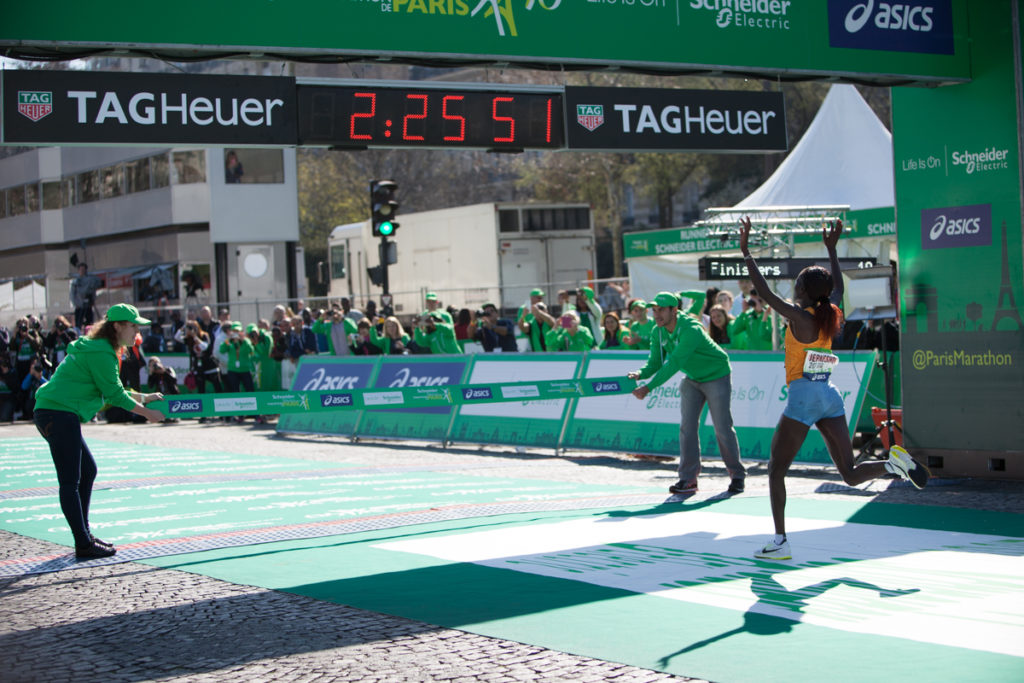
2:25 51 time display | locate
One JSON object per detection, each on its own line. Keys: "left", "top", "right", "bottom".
{"left": 297, "top": 86, "right": 565, "bottom": 150}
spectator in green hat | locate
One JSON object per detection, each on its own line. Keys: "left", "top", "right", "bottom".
{"left": 32, "top": 303, "right": 166, "bottom": 560}
{"left": 517, "top": 288, "right": 550, "bottom": 352}
{"left": 574, "top": 286, "right": 604, "bottom": 341}
{"left": 627, "top": 291, "right": 745, "bottom": 496}
{"left": 422, "top": 292, "right": 453, "bottom": 326}
{"left": 623, "top": 299, "right": 654, "bottom": 350}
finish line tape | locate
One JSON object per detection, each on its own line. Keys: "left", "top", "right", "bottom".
{"left": 153, "top": 376, "right": 637, "bottom": 419}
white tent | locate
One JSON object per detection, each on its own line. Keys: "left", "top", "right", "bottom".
{"left": 735, "top": 84, "right": 893, "bottom": 211}
{"left": 628, "top": 84, "right": 896, "bottom": 301}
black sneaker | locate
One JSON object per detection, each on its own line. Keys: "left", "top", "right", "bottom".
{"left": 89, "top": 534, "right": 114, "bottom": 549}
{"left": 668, "top": 480, "right": 698, "bottom": 495}
{"left": 75, "top": 542, "right": 116, "bottom": 560}
{"left": 727, "top": 479, "right": 745, "bottom": 494}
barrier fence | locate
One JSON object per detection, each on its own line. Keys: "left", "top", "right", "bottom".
{"left": 151, "top": 350, "right": 878, "bottom": 464}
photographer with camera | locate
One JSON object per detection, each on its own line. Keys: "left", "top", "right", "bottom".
{"left": 312, "top": 307, "right": 358, "bottom": 356}
{"left": 517, "top": 289, "right": 549, "bottom": 352}
{"left": 12, "top": 316, "right": 43, "bottom": 394}
{"left": 177, "top": 320, "right": 223, "bottom": 400}
{"left": 42, "top": 315, "right": 78, "bottom": 369}
{"left": 414, "top": 311, "right": 461, "bottom": 355}
{"left": 472, "top": 304, "right": 518, "bottom": 353}
{"left": 145, "top": 356, "right": 179, "bottom": 396}
{"left": 573, "top": 287, "right": 604, "bottom": 341}
{"left": 247, "top": 322, "right": 280, "bottom": 396}
{"left": 539, "top": 309, "right": 596, "bottom": 352}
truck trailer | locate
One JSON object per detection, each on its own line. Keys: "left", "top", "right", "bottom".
{"left": 327, "top": 202, "right": 595, "bottom": 318}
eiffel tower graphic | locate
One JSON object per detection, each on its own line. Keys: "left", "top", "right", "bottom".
{"left": 992, "top": 219, "right": 1023, "bottom": 332}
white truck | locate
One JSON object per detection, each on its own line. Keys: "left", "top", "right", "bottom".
{"left": 326, "top": 202, "right": 596, "bottom": 317}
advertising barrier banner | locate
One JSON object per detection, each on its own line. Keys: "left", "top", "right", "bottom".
{"left": 276, "top": 356, "right": 379, "bottom": 436}
{"left": 563, "top": 352, "right": 681, "bottom": 456}
{"left": 357, "top": 357, "right": 471, "bottom": 442}
{"left": 449, "top": 354, "right": 583, "bottom": 449}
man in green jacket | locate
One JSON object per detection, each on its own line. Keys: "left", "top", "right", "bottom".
{"left": 628, "top": 292, "right": 745, "bottom": 495}
{"left": 415, "top": 312, "right": 461, "bottom": 354}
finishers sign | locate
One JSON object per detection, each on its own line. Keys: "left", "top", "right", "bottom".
{"left": 565, "top": 86, "right": 787, "bottom": 153}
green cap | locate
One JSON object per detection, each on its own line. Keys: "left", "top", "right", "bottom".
{"left": 529, "top": 288, "right": 545, "bottom": 297}
{"left": 652, "top": 292, "right": 681, "bottom": 308}
{"left": 105, "top": 303, "right": 150, "bottom": 325}
{"left": 245, "top": 323, "right": 259, "bottom": 333}
{"left": 230, "top": 322, "right": 243, "bottom": 331}
{"left": 425, "top": 292, "right": 438, "bottom": 301}
{"left": 629, "top": 299, "right": 648, "bottom": 311}
{"left": 579, "top": 286, "right": 595, "bottom": 301}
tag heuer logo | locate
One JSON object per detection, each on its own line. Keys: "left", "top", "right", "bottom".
{"left": 576, "top": 104, "right": 604, "bottom": 132}
{"left": 17, "top": 91, "right": 53, "bottom": 122}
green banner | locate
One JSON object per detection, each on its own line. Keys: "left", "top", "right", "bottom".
{"left": 154, "top": 374, "right": 636, "bottom": 419}
{"left": 1, "top": 1, "right": 970, "bottom": 83}
{"left": 891, "top": 0, "right": 1024, "bottom": 452}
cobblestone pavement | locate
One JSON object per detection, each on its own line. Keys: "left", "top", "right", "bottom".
{"left": 3, "top": 420, "right": 1022, "bottom": 682}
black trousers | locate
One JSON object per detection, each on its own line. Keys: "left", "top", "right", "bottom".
{"left": 33, "top": 408, "right": 96, "bottom": 546}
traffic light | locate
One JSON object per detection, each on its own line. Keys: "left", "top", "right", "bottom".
{"left": 370, "top": 179, "right": 399, "bottom": 237}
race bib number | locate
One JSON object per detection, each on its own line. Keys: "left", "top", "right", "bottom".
{"left": 803, "top": 347, "right": 839, "bottom": 381}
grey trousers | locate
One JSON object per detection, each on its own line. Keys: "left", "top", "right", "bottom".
{"left": 677, "top": 374, "right": 745, "bottom": 482}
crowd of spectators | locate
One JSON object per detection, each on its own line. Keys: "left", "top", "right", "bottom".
{"left": 0, "top": 280, "right": 776, "bottom": 424}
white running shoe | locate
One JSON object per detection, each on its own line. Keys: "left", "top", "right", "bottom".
{"left": 754, "top": 538, "right": 791, "bottom": 560}
{"left": 885, "top": 445, "right": 930, "bottom": 490}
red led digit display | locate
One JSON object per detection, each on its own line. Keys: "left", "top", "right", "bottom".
{"left": 299, "top": 84, "right": 564, "bottom": 150}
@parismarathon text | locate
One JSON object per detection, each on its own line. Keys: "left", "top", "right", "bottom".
{"left": 912, "top": 349, "right": 1014, "bottom": 371}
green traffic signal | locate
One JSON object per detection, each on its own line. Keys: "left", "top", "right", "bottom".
{"left": 378, "top": 220, "right": 395, "bottom": 236}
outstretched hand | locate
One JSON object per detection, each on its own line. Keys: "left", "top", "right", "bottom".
{"left": 739, "top": 216, "right": 753, "bottom": 257}
{"left": 823, "top": 219, "right": 843, "bottom": 251}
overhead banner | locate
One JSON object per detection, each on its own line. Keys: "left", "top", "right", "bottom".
{"left": 0, "top": 70, "right": 296, "bottom": 145}
{"left": 698, "top": 257, "right": 878, "bottom": 280}
{"left": 565, "top": 87, "right": 787, "bottom": 153}
{"left": 0, "top": 1, "right": 970, "bottom": 83}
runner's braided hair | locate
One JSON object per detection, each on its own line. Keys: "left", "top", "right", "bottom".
{"left": 797, "top": 266, "right": 841, "bottom": 339}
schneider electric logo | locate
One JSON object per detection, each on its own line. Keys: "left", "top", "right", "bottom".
{"left": 921, "top": 204, "right": 991, "bottom": 250}
{"left": 951, "top": 147, "right": 1010, "bottom": 175}
{"left": 828, "top": 0, "right": 953, "bottom": 54}
{"left": 688, "top": 0, "right": 792, "bottom": 31}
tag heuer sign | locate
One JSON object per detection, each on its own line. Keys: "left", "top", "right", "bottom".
{"left": 576, "top": 104, "right": 604, "bottom": 132}
{"left": 17, "top": 91, "right": 52, "bottom": 122}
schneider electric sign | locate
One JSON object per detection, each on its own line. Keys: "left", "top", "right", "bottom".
{"left": 1, "top": 70, "right": 295, "bottom": 145}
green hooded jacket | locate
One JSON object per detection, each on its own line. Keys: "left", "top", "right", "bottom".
{"left": 34, "top": 336, "right": 138, "bottom": 422}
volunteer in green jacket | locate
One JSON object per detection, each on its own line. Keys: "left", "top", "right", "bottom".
{"left": 220, "top": 322, "right": 256, "bottom": 393}
{"left": 33, "top": 304, "right": 165, "bottom": 560}
{"left": 517, "top": 288, "right": 550, "bottom": 352}
{"left": 312, "top": 308, "right": 358, "bottom": 356}
{"left": 416, "top": 312, "right": 461, "bottom": 354}
{"left": 542, "top": 309, "right": 597, "bottom": 352}
{"left": 623, "top": 299, "right": 654, "bottom": 350}
{"left": 628, "top": 292, "right": 745, "bottom": 496}
{"left": 247, "top": 324, "right": 280, "bottom": 392}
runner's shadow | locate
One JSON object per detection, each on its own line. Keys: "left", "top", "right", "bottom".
{"left": 657, "top": 571, "right": 920, "bottom": 666}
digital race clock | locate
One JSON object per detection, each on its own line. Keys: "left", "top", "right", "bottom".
{"left": 297, "top": 82, "right": 564, "bottom": 151}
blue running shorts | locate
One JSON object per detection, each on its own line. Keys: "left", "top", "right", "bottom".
{"left": 783, "top": 378, "right": 846, "bottom": 426}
